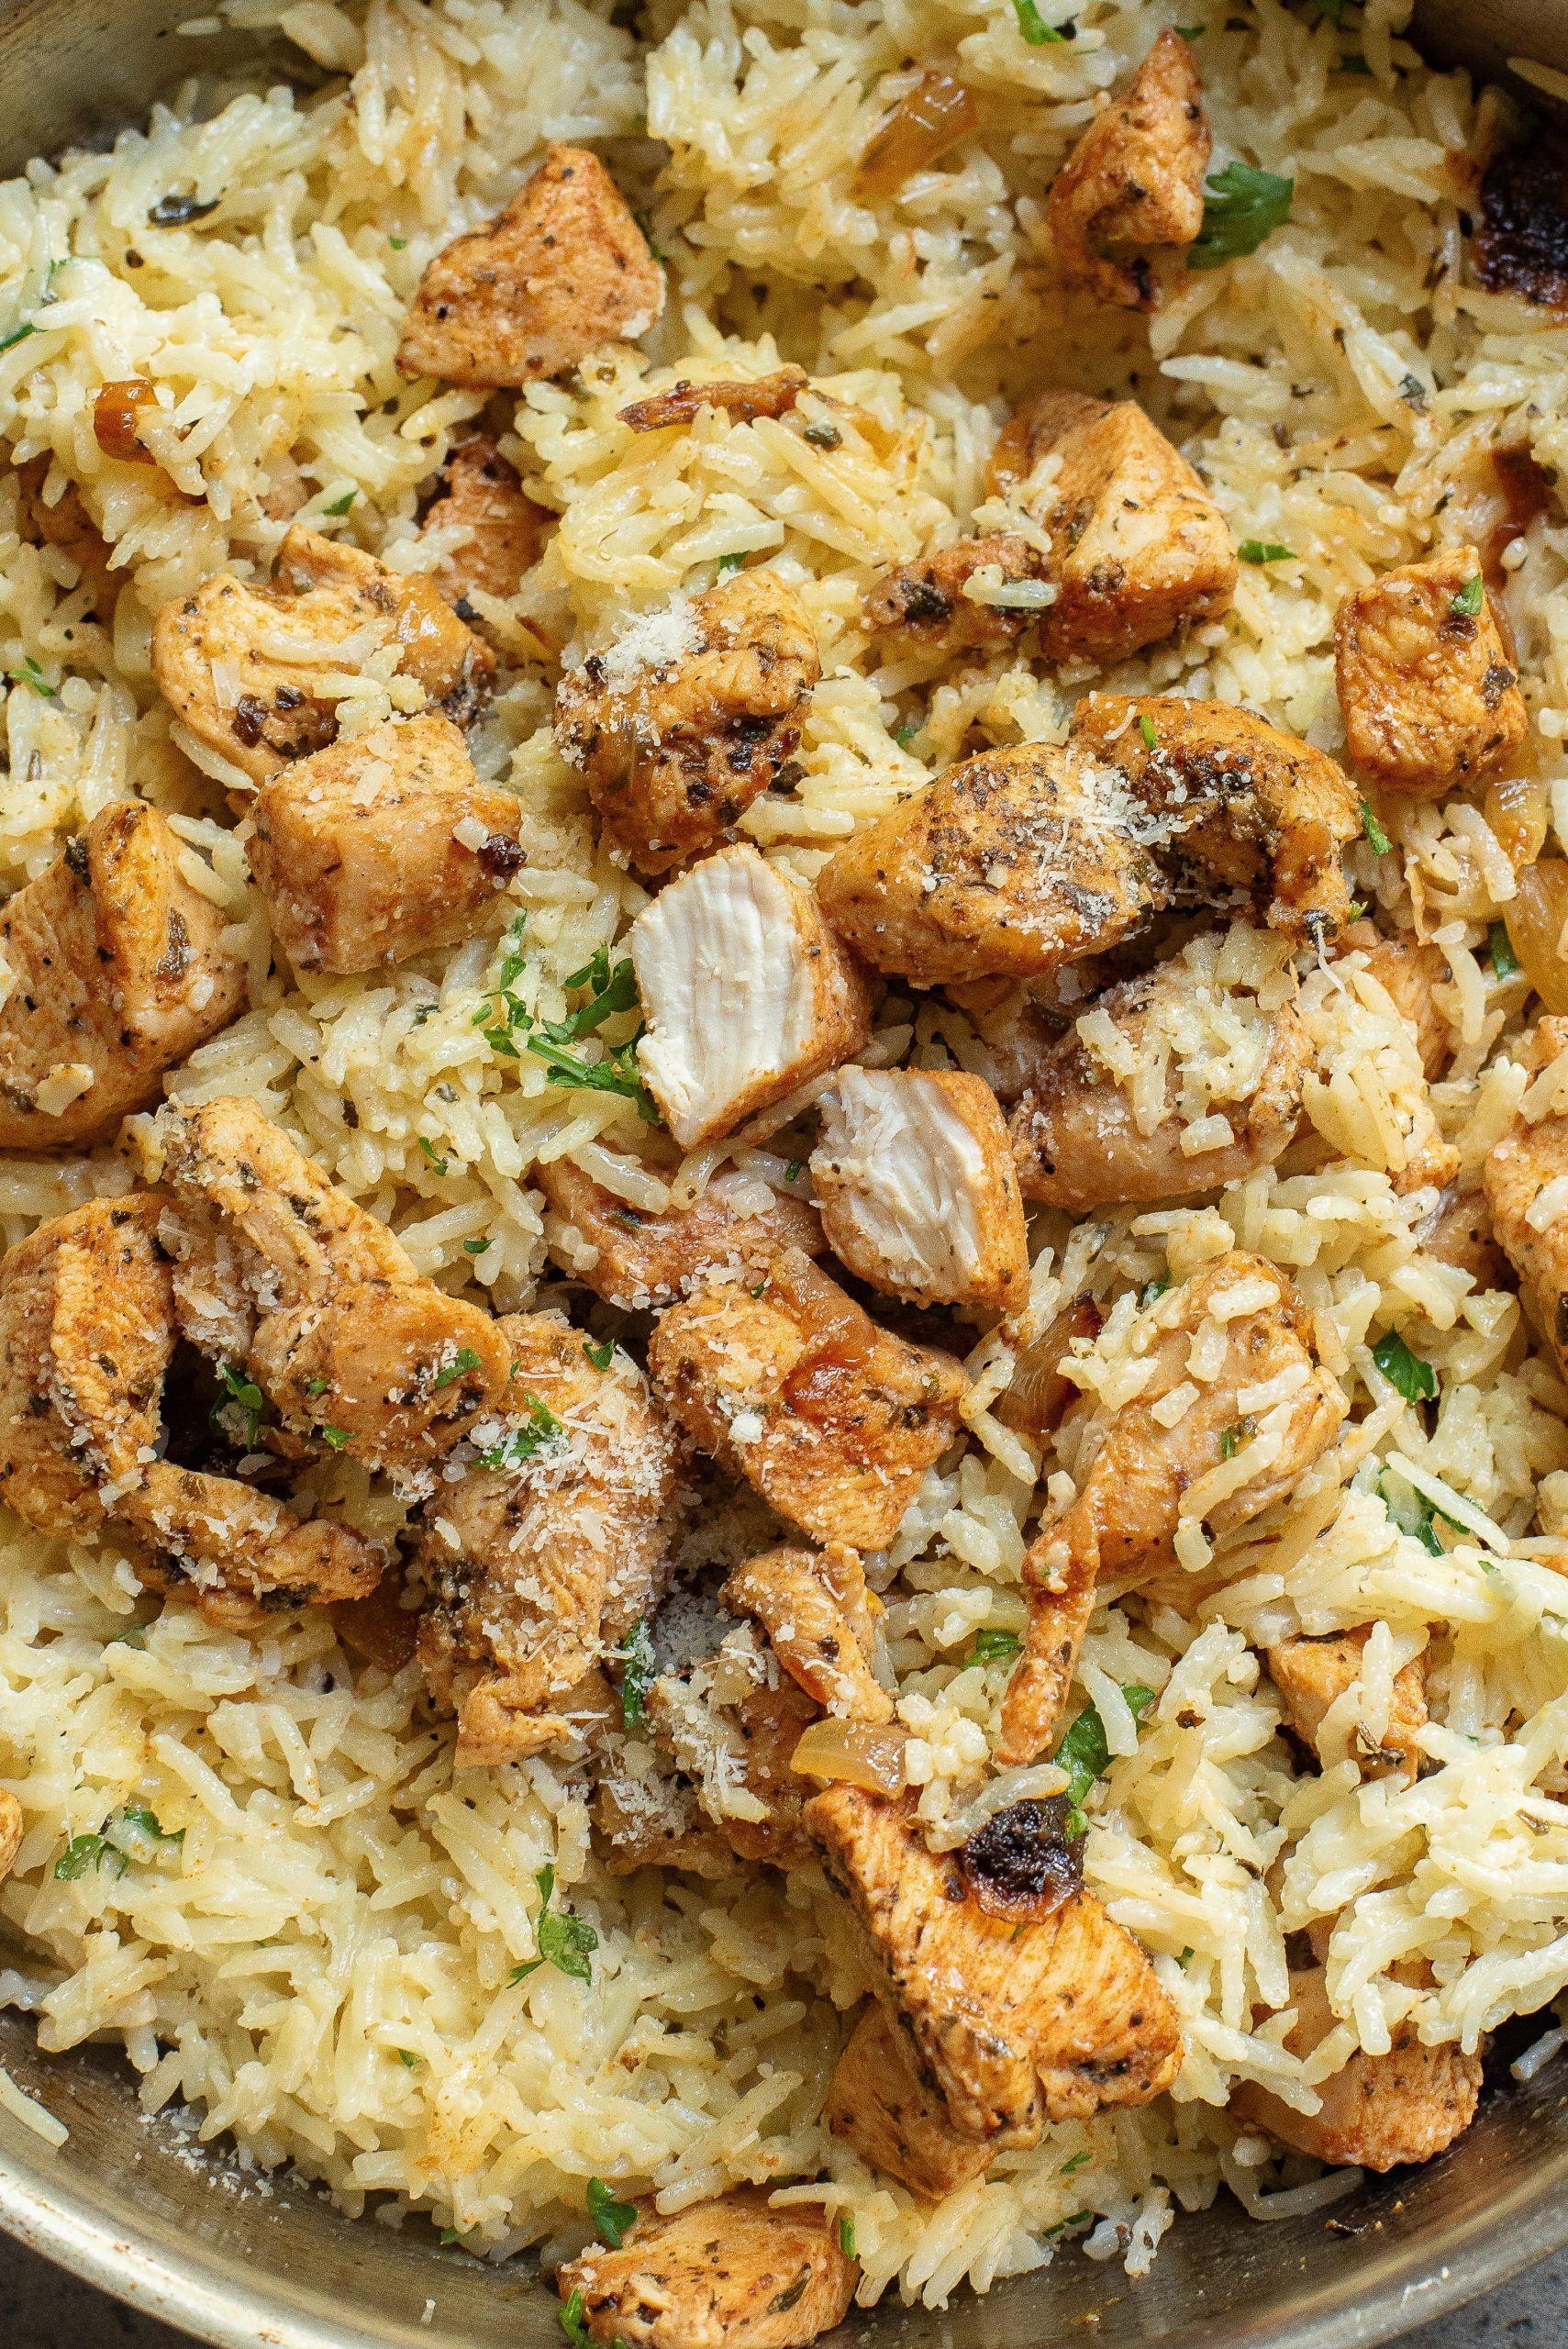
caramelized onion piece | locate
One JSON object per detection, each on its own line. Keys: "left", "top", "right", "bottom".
{"left": 1506, "top": 857, "right": 1568, "bottom": 1015}
{"left": 994, "top": 1295, "right": 1101, "bottom": 1441}
{"left": 95, "top": 378, "right": 160, "bottom": 464}
{"left": 852, "top": 69, "right": 978, "bottom": 201}
{"left": 962, "top": 1793, "right": 1083, "bottom": 1921}
{"left": 791, "top": 1716, "right": 908, "bottom": 1794}
{"left": 1484, "top": 759, "right": 1549, "bottom": 873}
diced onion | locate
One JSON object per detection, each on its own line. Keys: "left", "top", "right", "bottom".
{"left": 791, "top": 1718, "right": 908, "bottom": 1794}
{"left": 1507, "top": 857, "right": 1568, "bottom": 1014}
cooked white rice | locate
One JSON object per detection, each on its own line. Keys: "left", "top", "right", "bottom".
{"left": 3, "top": 0, "right": 1568, "bottom": 2315}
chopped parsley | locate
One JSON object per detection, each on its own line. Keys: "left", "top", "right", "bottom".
{"left": 439, "top": 2227, "right": 470, "bottom": 2246}
{"left": 55, "top": 1802, "right": 183, "bottom": 1880}
{"left": 1175, "top": 20, "right": 1205, "bottom": 33}
{"left": 306, "top": 1376, "right": 329, "bottom": 1397}
{"left": 1238, "top": 540, "right": 1295, "bottom": 563}
{"left": 584, "top": 1338, "right": 616, "bottom": 1372}
{"left": 1188, "top": 161, "right": 1295, "bottom": 269}
{"left": 1054, "top": 1684, "right": 1155, "bottom": 1835}
{"left": 1139, "top": 713, "right": 1159, "bottom": 751}
{"left": 212, "top": 1360, "right": 268, "bottom": 1450}
{"left": 389, "top": 235, "right": 408, "bottom": 250}
{"left": 1360, "top": 799, "right": 1391, "bottom": 855}
{"left": 559, "top": 2286, "right": 591, "bottom": 2346}
{"left": 586, "top": 2176, "right": 639, "bottom": 2248}
{"left": 715, "top": 551, "right": 746, "bottom": 573}
{"left": 1371, "top": 1329, "right": 1438, "bottom": 1403}
{"left": 512, "top": 1863, "right": 597, "bottom": 1984}
{"left": 480, "top": 937, "right": 658, "bottom": 1121}
{"left": 1013, "top": 0, "right": 1071, "bottom": 39}
{"left": 1060, "top": 2149, "right": 1091, "bottom": 2175}
{"left": 1378, "top": 1469, "right": 1460, "bottom": 1556}
{"left": 432, "top": 1346, "right": 482, "bottom": 1392}
{"left": 967, "top": 1626, "right": 1023, "bottom": 1666}
{"left": 784, "top": 1158, "right": 805, "bottom": 1182}
{"left": 55, "top": 1832, "right": 127, "bottom": 1881}
{"left": 1450, "top": 573, "right": 1485, "bottom": 618}
{"left": 1219, "top": 1424, "right": 1241, "bottom": 1460}
{"left": 839, "top": 2214, "right": 858, "bottom": 2258}
{"left": 463, "top": 1237, "right": 493, "bottom": 1256}
{"left": 479, "top": 1393, "right": 566, "bottom": 1472}
{"left": 7, "top": 654, "right": 57, "bottom": 696}
{"left": 317, "top": 1424, "right": 351, "bottom": 1451}
{"left": 894, "top": 722, "right": 919, "bottom": 747}
{"left": 1177, "top": 1945, "right": 1195, "bottom": 1966}
{"left": 562, "top": 945, "right": 640, "bottom": 1036}
{"left": 1140, "top": 1275, "right": 1171, "bottom": 1307}
{"left": 323, "top": 488, "right": 357, "bottom": 517}
{"left": 1040, "top": 2210, "right": 1093, "bottom": 2242}
{"left": 1489, "top": 920, "right": 1520, "bottom": 980}
{"left": 618, "top": 1617, "right": 657, "bottom": 1728}
{"left": 499, "top": 911, "right": 528, "bottom": 990}
{"left": 396, "top": 2048, "right": 420, "bottom": 2067}
{"left": 0, "top": 322, "right": 37, "bottom": 356}
{"left": 418, "top": 1137, "right": 449, "bottom": 1174}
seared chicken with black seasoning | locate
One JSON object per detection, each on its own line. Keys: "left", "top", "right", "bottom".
{"left": 720, "top": 1541, "right": 892, "bottom": 1720}
{"left": 1047, "top": 31, "right": 1211, "bottom": 310}
{"left": 556, "top": 2188, "right": 857, "bottom": 2349}
{"left": 1266, "top": 1630, "right": 1428, "bottom": 1783}
{"left": 417, "top": 436, "right": 553, "bottom": 619}
{"left": 1334, "top": 546, "right": 1529, "bottom": 798}
{"left": 825, "top": 2004, "right": 994, "bottom": 2201}
{"left": 537, "top": 1155, "right": 823, "bottom": 1310}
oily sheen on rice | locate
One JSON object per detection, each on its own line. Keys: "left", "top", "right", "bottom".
{"left": 1, "top": 0, "right": 1567, "bottom": 2316}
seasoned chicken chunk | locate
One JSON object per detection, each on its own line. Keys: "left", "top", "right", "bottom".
{"left": 417, "top": 1314, "right": 679, "bottom": 1765}
{"left": 0, "top": 1195, "right": 172, "bottom": 1535}
{"left": 862, "top": 533, "right": 1040, "bottom": 662}
{"left": 630, "top": 844, "right": 873, "bottom": 1150}
{"left": 0, "top": 801, "right": 246, "bottom": 1151}
{"left": 944, "top": 969, "right": 1102, "bottom": 1105}
{"left": 0, "top": 1787, "right": 21, "bottom": 1882}
{"left": 124, "top": 1461, "right": 384, "bottom": 1626}
{"left": 1484, "top": 1017, "right": 1568, "bottom": 1376}
{"left": 17, "top": 456, "right": 119, "bottom": 619}
{"left": 650, "top": 1656, "right": 822, "bottom": 1871}
{"left": 1047, "top": 32, "right": 1210, "bottom": 310}
{"left": 1417, "top": 1185, "right": 1507, "bottom": 1292}
{"left": 555, "top": 574, "right": 821, "bottom": 875}
{"left": 1334, "top": 547, "right": 1528, "bottom": 798}
{"left": 1000, "top": 1252, "right": 1347, "bottom": 1762}
{"left": 806, "top": 1784, "right": 1181, "bottom": 2145}
{"left": 826, "top": 2004, "right": 993, "bottom": 2201}
{"left": 537, "top": 1156, "right": 823, "bottom": 1311}
{"left": 810, "top": 1066, "right": 1029, "bottom": 1311}
{"left": 1071, "top": 693, "right": 1362, "bottom": 944}
{"left": 617, "top": 368, "right": 806, "bottom": 432}
{"left": 647, "top": 1246, "right": 966, "bottom": 1550}
{"left": 1008, "top": 962, "right": 1313, "bottom": 1210}
{"left": 152, "top": 526, "right": 489, "bottom": 790}
{"left": 1231, "top": 1965, "right": 1481, "bottom": 2171}
{"left": 398, "top": 144, "right": 663, "bottom": 389}
{"left": 1266, "top": 1629, "right": 1427, "bottom": 1782}
{"left": 417, "top": 437, "right": 552, "bottom": 618}
{"left": 816, "top": 741, "right": 1156, "bottom": 989}
{"left": 721, "top": 1542, "right": 892, "bottom": 1720}
{"left": 557, "top": 2188, "right": 856, "bottom": 2349}
{"left": 248, "top": 713, "right": 524, "bottom": 974}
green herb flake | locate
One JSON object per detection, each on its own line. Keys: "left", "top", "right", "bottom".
{"left": 1450, "top": 573, "right": 1485, "bottom": 618}
{"left": 839, "top": 2214, "right": 858, "bottom": 2259}
{"left": 1489, "top": 920, "right": 1521, "bottom": 980}
{"left": 7, "top": 654, "right": 56, "bottom": 696}
{"left": 1219, "top": 1425, "right": 1240, "bottom": 1460}
{"left": 115, "top": 1800, "right": 183, "bottom": 1849}
{"left": 1041, "top": 2210, "right": 1093, "bottom": 2243}
{"left": 433, "top": 1346, "right": 483, "bottom": 1392}
{"left": 1060, "top": 2149, "right": 1091, "bottom": 2175}
{"left": 323, "top": 488, "right": 357, "bottom": 517}
{"left": 317, "top": 1423, "right": 351, "bottom": 1452}
{"left": 479, "top": 1393, "right": 566, "bottom": 1473}
{"left": 54, "top": 1832, "right": 126, "bottom": 1882}
{"left": 584, "top": 1338, "right": 615, "bottom": 1373}
{"left": 389, "top": 235, "right": 408, "bottom": 250}
{"left": 463, "top": 1237, "right": 493, "bottom": 1256}
{"left": 1140, "top": 1275, "right": 1171, "bottom": 1308}
{"left": 894, "top": 722, "right": 919, "bottom": 747}
{"left": 1177, "top": 1945, "right": 1195, "bottom": 1966}
{"left": 1139, "top": 713, "right": 1159, "bottom": 751}
{"left": 108, "top": 1626, "right": 147, "bottom": 1649}
{"left": 967, "top": 1626, "right": 1024, "bottom": 1666}
{"left": 1175, "top": 22, "right": 1205, "bottom": 35}
{"left": 1360, "top": 799, "right": 1391, "bottom": 855}
{"left": 1188, "top": 161, "right": 1295, "bottom": 269}
{"left": 715, "top": 551, "right": 746, "bottom": 573}
{"left": 0, "top": 321, "right": 36, "bottom": 355}
{"left": 586, "top": 2176, "right": 639, "bottom": 2249}
{"left": 396, "top": 2048, "right": 419, "bottom": 2067}
{"left": 1238, "top": 540, "right": 1295, "bottom": 563}
{"left": 306, "top": 1376, "right": 329, "bottom": 1397}
{"left": 1013, "top": 0, "right": 1068, "bottom": 39}
{"left": 784, "top": 1158, "right": 805, "bottom": 1182}
{"left": 560, "top": 2286, "right": 591, "bottom": 2347}
{"left": 1372, "top": 1329, "right": 1438, "bottom": 1403}
{"left": 513, "top": 1862, "right": 597, "bottom": 1984}
{"left": 418, "top": 1136, "right": 449, "bottom": 1174}
{"left": 618, "top": 1616, "right": 657, "bottom": 1728}
{"left": 1054, "top": 1684, "right": 1156, "bottom": 1819}
{"left": 211, "top": 1359, "right": 268, "bottom": 1450}
{"left": 439, "top": 2227, "right": 468, "bottom": 2246}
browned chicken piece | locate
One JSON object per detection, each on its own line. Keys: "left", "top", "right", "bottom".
{"left": 944, "top": 970, "right": 1099, "bottom": 1105}
{"left": 247, "top": 713, "right": 524, "bottom": 974}
{"left": 557, "top": 2188, "right": 856, "bottom": 2349}
{"left": 0, "top": 1787, "right": 22, "bottom": 1881}
{"left": 617, "top": 368, "right": 807, "bottom": 431}
{"left": 1008, "top": 967, "right": 1314, "bottom": 1211}
{"left": 536, "top": 1156, "right": 823, "bottom": 1311}
{"left": 398, "top": 144, "right": 664, "bottom": 388}
{"left": 862, "top": 533, "right": 1040, "bottom": 661}
{"left": 811, "top": 1066, "right": 1029, "bottom": 1311}
{"left": 1231, "top": 1965, "right": 1482, "bottom": 2171}
{"left": 1338, "top": 920, "right": 1451, "bottom": 1079}
{"left": 0, "top": 1195, "right": 172, "bottom": 1536}
{"left": 152, "top": 526, "right": 489, "bottom": 791}
{"left": 647, "top": 1246, "right": 966, "bottom": 1550}
{"left": 595, "top": 1769, "right": 740, "bottom": 1879}
{"left": 1484, "top": 1015, "right": 1568, "bottom": 1378}
{"left": 17, "top": 456, "right": 119, "bottom": 618}
{"left": 825, "top": 2004, "right": 993, "bottom": 2202}
{"left": 1390, "top": 1097, "right": 1460, "bottom": 1198}
{"left": 417, "top": 438, "right": 552, "bottom": 618}
{"left": 1417, "top": 1185, "right": 1508, "bottom": 1292}
{"left": 554, "top": 573, "right": 821, "bottom": 876}
{"left": 417, "top": 1312, "right": 680, "bottom": 1766}
{"left": 1047, "top": 32, "right": 1210, "bottom": 310}
{"left": 1070, "top": 694, "right": 1362, "bottom": 945}
{"left": 1000, "top": 1252, "right": 1348, "bottom": 1763}
{"left": 1334, "top": 546, "right": 1529, "bottom": 799}
{"left": 0, "top": 802, "right": 246, "bottom": 1152}
{"left": 653, "top": 1667, "right": 822, "bottom": 1871}
{"left": 816, "top": 741, "right": 1157, "bottom": 989}
{"left": 806, "top": 1784, "right": 1181, "bottom": 2144}
{"left": 985, "top": 389, "right": 1106, "bottom": 504}
{"left": 123, "top": 1460, "right": 384, "bottom": 1629}
{"left": 720, "top": 1542, "right": 892, "bottom": 1721}
{"left": 1266, "top": 1629, "right": 1428, "bottom": 1781}
{"left": 630, "top": 844, "right": 873, "bottom": 1150}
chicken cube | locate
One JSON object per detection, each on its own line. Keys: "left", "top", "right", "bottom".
{"left": 1047, "top": 31, "right": 1211, "bottom": 311}
{"left": 984, "top": 389, "right": 1107, "bottom": 504}
{"left": 815, "top": 741, "right": 1157, "bottom": 989}
{"left": 806, "top": 1784, "right": 1182, "bottom": 2144}
{"left": 0, "top": 800, "right": 247, "bottom": 1151}
{"left": 630, "top": 844, "right": 873, "bottom": 1150}
{"left": 417, "top": 437, "right": 552, "bottom": 618}
{"left": 1008, "top": 960, "right": 1313, "bottom": 1211}
{"left": 1334, "top": 547, "right": 1529, "bottom": 798}
{"left": 1417, "top": 1184, "right": 1508, "bottom": 1293}
{"left": 536, "top": 1156, "right": 824, "bottom": 1311}
{"left": 398, "top": 144, "right": 663, "bottom": 389}
{"left": 0, "top": 1195, "right": 173, "bottom": 1536}
{"left": 0, "top": 1788, "right": 21, "bottom": 1882}
{"left": 1230, "top": 1965, "right": 1481, "bottom": 2171}
{"left": 555, "top": 574, "right": 821, "bottom": 875}
{"left": 617, "top": 367, "right": 806, "bottom": 432}
{"left": 1070, "top": 693, "right": 1362, "bottom": 944}
{"left": 152, "top": 526, "right": 490, "bottom": 790}
{"left": 417, "top": 1313, "right": 680, "bottom": 1766}
{"left": 1266, "top": 1629, "right": 1427, "bottom": 1782}
{"left": 862, "top": 533, "right": 1041, "bottom": 662}
{"left": 650, "top": 1657, "right": 822, "bottom": 1871}
{"left": 810, "top": 1065, "right": 1029, "bottom": 1311}
{"left": 124, "top": 1461, "right": 384, "bottom": 1627}
{"left": 825, "top": 2004, "right": 993, "bottom": 2202}
{"left": 943, "top": 969, "right": 1101, "bottom": 1105}
{"left": 1000, "top": 1252, "right": 1347, "bottom": 1762}
{"left": 720, "top": 1542, "right": 892, "bottom": 1721}
{"left": 1484, "top": 1016, "right": 1568, "bottom": 1378}
{"left": 247, "top": 713, "right": 524, "bottom": 974}
{"left": 646, "top": 1245, "right": 966, "bottom": 1550}
{"left": 556, "top": 2188, "right": 856, "bottom": 2349}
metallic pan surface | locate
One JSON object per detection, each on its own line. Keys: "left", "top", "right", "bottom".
{"left": 2, "top": 0, "right": 1568, "bottom": 2341}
